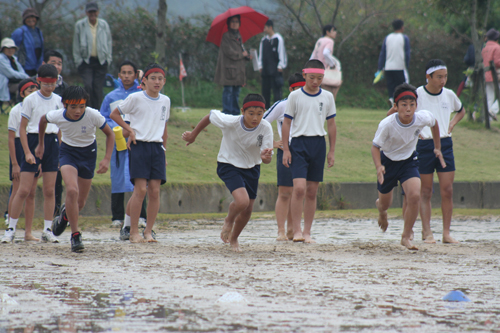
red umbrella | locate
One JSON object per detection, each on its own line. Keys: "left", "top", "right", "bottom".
{"left": 206, "top": 6, "right": 269, "bottom": 47}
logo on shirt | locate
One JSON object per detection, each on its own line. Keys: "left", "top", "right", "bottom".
{"left": 414, "top": 129, "right": 420, "bottom": 137}
{"left": 256, "top": 134, "right": 263, "bottom": 147}
{"left": 82, "top": 126, "right": 87, "bottom": 133}
{"left": 441, "top": 102, "right": 449, "bottom": 110}
{"left": 161, "top": 106, "right": 166, "bottom": 120}
{"left": 319, "top": 102, "right": 323, "bottom": 113}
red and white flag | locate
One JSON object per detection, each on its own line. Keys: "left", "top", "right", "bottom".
{"left": 179, "top": 59, "right": 187, "bottom": 81}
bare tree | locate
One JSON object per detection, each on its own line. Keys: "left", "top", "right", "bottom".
{"left": 155, "top": 0, "right": 168, "bottom": 65}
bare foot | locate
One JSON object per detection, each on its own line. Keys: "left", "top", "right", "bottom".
{"left": 24, "top": 234, "right": 40, "bottom": 242}
{"left": 129, "top": 234, "right": 147, "bottom": 243}
{"left": 304, "top": 235, "right": 316, "bottom": 244}
{"left": 144, "top": 235, "right": 158, "bottom": 243}
{"left": 410, "top": 230, "right": 414, "bottom": 241}
{"left": 423, "top": 233, "right": 436, "bottom": 244}
{"left": 401, "top": 237, "right": 418, "bottom": 250}
{"left": 276, "top": 232, "right": 288, "bottom": 241}
{"left": 230, "top": 240, "right": 241, "bottom": 252}
{"left": 286, "top": 229, "right": 294, "bottom": 240}
{"left": 293, "top": 232, "right": 305, "bottom": 242}
{"left": 443, "top": 235, "right": 460, "bottom": 244}
{"left": 376, "top": 199, "right": 388, "bottom": 232}
{"left": 220, "top": 217, "right": 233, "bottom": 243}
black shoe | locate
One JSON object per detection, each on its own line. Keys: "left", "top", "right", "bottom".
{"left": 52, "top": 203, "right": 68, "bottom": 236}
{"left": 142, "top": 229, "right": 157, "bottom": 240}
{"left": 71, "top": 232, "right": 84, "bottom": 252}
{"left": 120, "top": 226, "right": 130, "bottom": 241}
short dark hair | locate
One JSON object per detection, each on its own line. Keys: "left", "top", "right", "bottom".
{"left": 425, "top": 59, "right": 446, "bottom": 77}
{"left": 393, "top": 83, "right": 417, "bottom": 103}
{"left": 288, "top": 72, "right": 305, "bottom": 87}
{"left": 226, "top": 14, "right": 240, "bottom": 27}
{"left": 303, "top": 59, "right": 325, "bottom": 70}
{"left": 392, "top": 19, "right": 404, "bottom": 31}
{"left": 61, "top": 86, "right": 90, "bottom": 105}
{"left": 143, "top": 63, "right": 165, "bottom": 78}
{"left": 37, "top": 64, "right": 58, "bottom": 79}
{"left": 17, "top": 78, "right": 38, "bottom": 99}
{"left": 242, "top": 93, "right": 266, "bottom": 110}
{"left": 119, "top": 60, "right": 138, "bottom": 73}
{"left": 43, "top": 50, "right": 63, "bottom": 63}
{"left": 265, "top": 19, "right": 273, "bottom": 28}
{"left": 322, "top": 24, "right": 336, "bottom": 36}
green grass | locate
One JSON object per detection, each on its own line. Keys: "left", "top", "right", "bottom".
{"left": 1, "top": 107, "right": 500, "bottom": 186}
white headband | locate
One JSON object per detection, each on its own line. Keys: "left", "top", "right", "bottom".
{"left": 426, "top": 65, "right": 447, "bottom": 75}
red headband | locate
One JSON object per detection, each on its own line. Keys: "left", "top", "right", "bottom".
{"left": 65, "top": 99, "right": 87, "bottom": 105}
{"left": 290, "top": 82, "right": 306, "bottom": 88}
{"left": 144, "top": 68, "right": 165, "bottom": 78}
{"left": 243, "top": 101, "right": 265, "bottom": 110}
{"left": 20, "top": 82, "right": 37, "bottom": 93}
{"left": 302, "top": 68, "right": 325, "bottom": 74}
{"left": 395, "top": 91, "right": 417, "bottom": 103}
{"left": 37, "top": 77, "right": 57, "bottom": 83}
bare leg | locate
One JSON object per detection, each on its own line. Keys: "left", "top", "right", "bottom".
{"left": 61, "top": 166, "right": 80, "bottom": 234}
{"left": 67, "top": 174, "right": 93, "bottom": 234}
{"left": 24, "top": 176, "right": 39, "bottom": 241}
{"left": 286, "top": 204, "right": 294, "bottom": 240}
{"left": 221, "top": 188, "right": 249, "bottom": 243}
{"left": 8, "top": 178, "right": 20, "bottom": 226}
{"left": 9, "top": 172, "right": 37, "bottom": 220}
{"left": 290, "top": 178, "right": 307, "bottom": 242}
{"left": 229, "top": 199, "right": 255, "bottom": 252}
{"left": 437, "top": 171, "right": 459, "bottom": 243}
{"left": 401, "top": 177, "right": 420, "bottom": 250}
{"left": 144, "top": 179, "right": 161, "bottom": 242}
{"left": 303, "top": 181, "right": 320, "bottom": 243}
{"left": 275, "top": 186, "right": 292, "bottom": 241}
{"left": 420, "top": 173, "right": 436, "bottom": 243}
{"left": 41, "top": 172, "right": 57, "bottom": 221}
{"left": 376, "top": 190, "right": 393, "bottom": 232}
{"left": 128, "top": 179, "right": 147, "bottom": 243}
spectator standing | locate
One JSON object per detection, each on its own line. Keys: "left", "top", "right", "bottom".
{"left": 481, "top": 28, "right": 500, "bottom": 119}
{"left": 73, "top": 2, "right": 112, "bottom": 109}
{"left": 11, "top": 8, "right": 44, "bottom": 76}
{"left": 214, "top": 15, "right": 250, "bottom": 115}
{"left": 377, "top": 19, "right": 410, "bottom": 105}
{"left": 258, "top": 20, "right": 287, "bottom": 109}
{"left": 311, "top": 25, "right": 341, "bottom": 99}
{"left": 0, "top": 38, "right": 29, "bottom": 112}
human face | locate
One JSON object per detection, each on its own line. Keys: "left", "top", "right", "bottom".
{"left": 118, "top": 65, "right": 137, "bottom": 89}
{"left": 396, "top": 98, "right": 417, "bottom": 125}
{"left": 2, "top": 47, "right": 16, "bottom": 58}
{"left": 426, "top": 68, "right": 447, "bottom": 91}
{"left": 326, "top": 28, "right": 337, "bottom": 39}
{"left": 241, "top": 106, "right": 265, "bottom": 128}
{"left": 143, "top": 73, "right": 165, "bottom": 96}
{"left": 21, "top": 85, "right": 38, "bottom": 99}
{"left": 86, "top": 10, "right": 99, "bottom": 24}
{"left": 46, "top": 56, "right": 63, "bottom": 75}
{"left": 65, "top": 104, "right": 86, "bottom": 120}
{"left": 229, "top": 17, "right": 240, "bottom": 30}
{"left": 37, "top": 80, "right": 56, "bottom": 97}
{"left": 263, "top": 25, "right": 272, "bottom": 36}
{"left": 24, "top": 16, "right": 37, "bottom": 28}
{"left": 302, "top": 72, "right": 324, "bottom": 93}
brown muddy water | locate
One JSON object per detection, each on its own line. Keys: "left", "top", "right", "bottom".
{"left": 0, "top": 217, "right": 499, "bottom": 332}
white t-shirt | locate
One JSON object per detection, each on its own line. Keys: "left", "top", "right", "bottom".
{"left": 118, "top": 91, "right": 170, "bottom": 142}
{"left": 416, "top": 86, "right": 463, "bottom": 139}
{"left": 384, "top": 32, "right": 406, "bottom": 71}
{"left": 263, "top": 98, "right": 293, "bottom": 141}
{"left": 8, "top": 103, "right": 22, "bottom": 138}
{"left": 46, "top": 107, "right": 106, "bottom": 147}
{"left": 209, "top": 110, "right": 273, "bottom": 169}
{"left": 373, "top": 111, "right": 436, "bottom": 161}
{"left": 284, "top": 88, "right": 336, "bottom": 137}
{"left": 21, "top": 91, "right": 62, "bottom": 134}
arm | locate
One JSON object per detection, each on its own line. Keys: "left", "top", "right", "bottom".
{"left": 326, "top": 117, "right": 336, "bottom": 168}
{"left": 386, "top": 104, "right": 397, "bottom": 116}
{"left": 371, "top": 145, "right": 385, "bottom": 184}
{"left": 430, "top": 122, "right": 446, "bottom": 168}
{"left": 377, "top": 37, "right": 387, "bottom": 71}
{"left": 11, "top": 28, "right": 22, "bottom": 47}
{"left": 35, "top": 116, "right": 48, "bottom": 159}
{"left": 96, "top": 124, "right": 114, "bottom": 174}
{"left": 220, "top": 34, "right": 244, "bottom": 61}
{"left": 163, "top": 122, "right": 168, "bottom": 166}
{"left": 404, "top": 35, "right": 411, "bottom": 69}
{"left": 277, "top": 35, "right": 287, "bottom": 70}
{"left": 181, "top": 114, "right": 211, "bottom": 146}
{"left": 110, "top": 108, "right": 135, "bottom": 149}
{"left": 261, "top": 148, "right": 273, "bottom": 164}
{"left": 106, "top": 21, "right": 112, "bottom": 64}
{"left": 322, "top": 48, "right": 335, "bottom": 67}
{"left": 72, "top": 22, "right": 82, "bottom": 66}
{"left": 448, "top": 108, "right": 465, "bottom": 134}
{"left": 281, "top": 117, "right": 292, "bottom": 168}
{"left": 8, "top": 131, "right": 20, "bottom": 181}
{"left": 258, "top": 38, "right": 263, "bottom": 70}
{"left": 0, "top": 55, "right": 29, "bottom": 80}
{"left": 20, "top": 117, "right": 35, "bottom": 164}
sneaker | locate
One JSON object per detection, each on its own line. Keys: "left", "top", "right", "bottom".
{"left": 71, "top": 232, "right": 84, "bottom": 252}
{"left": 4, "top": 213, "right": 8, "bottom": 226}
{"left": 387, "top": 98, "right": 394, "bottom": 108}
{"left": 138, "top": 217, "right": 147, "bottom": 228}
{"left": 111, "top": 220, "right": 123, "bottom": 228}
{"left": 52, "top": 203, "right": 68, "bottom": 236}
{"left": 143, "top": 229, "right": 157, "bottom": 240}
{"left": 120, "top": 226, "right": 130, "bottom": 241}
{"left": 1, "top": 228, "right": 15, "bottom": 243}
{"left": 41, "top": 228, "right": 59, "bottom": 243}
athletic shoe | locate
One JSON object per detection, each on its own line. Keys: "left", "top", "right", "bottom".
{"left": 120, "top": 226, "right": 130, "bottom": 241}
{"left": 41, "top": 228, "right": 59, "bottom": 243}
{"left": 143, "top": 229, "right": 157, "bottom": 240}
{"left": 111, "top": 220, "right": 123, "bottom": 228}
{"left": 52, "top": 203, "right": 68, "bottom": 236}
{"left": 138, "top": 217, "right": 147, "bottom": 228}
{"left": 4, "top": 213, "right": 8, "bottom": 226}
{"left": 71, "top": 232, "right": 84, "bottom": 252}
{"left": 1, "top": 228, "right": 15, "bottom": 243}
{"left": 387, "top": 98, "right": 394, "bottom": 108}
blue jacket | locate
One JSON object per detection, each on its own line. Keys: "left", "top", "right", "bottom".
{"left": 11, "top": 25, "right": 44, "bottom": 71}
{"left": 0, "top": 53, "right": 29, "bottom": 101}
{"left": 100, "top": 78, "right": 141, "bottom": 128}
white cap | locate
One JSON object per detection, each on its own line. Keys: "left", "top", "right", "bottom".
{"left": 1, "top": 38, "right": 18, "bottom": 51}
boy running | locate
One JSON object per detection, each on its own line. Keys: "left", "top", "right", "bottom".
{"left": 372, "top": 83, "right": 445, "bottom": 250}
{"left": 110, "top": 63, "right": 170, "bottom": 243}
{"left": 263, "top": 73, "right": 305, "bottom": 241}
{"left": 39, "top": 86, "right": 114, "bottom": 252}
{"left": 182, "top": 94, "right": 273, "bottom": 252}
{"left": 1, "top": 78, "right": 39, "bottom": 243}
{"left": 282, "top": 59, "right": 337, "bottom": 243}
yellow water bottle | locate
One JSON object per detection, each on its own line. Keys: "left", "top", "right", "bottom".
{"left": 113, "top": 126, "right": 127, "bottom": 151}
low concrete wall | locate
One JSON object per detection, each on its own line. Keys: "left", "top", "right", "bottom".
{"left": 1, "top": 182, "right": 498, "bottom": 217}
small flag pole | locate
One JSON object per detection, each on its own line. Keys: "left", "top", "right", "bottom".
{"left": 179, "top": 53, "right": 186, "bottom": 110}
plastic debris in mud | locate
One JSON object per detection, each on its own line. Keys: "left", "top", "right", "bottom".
{"left": 442, "top": 290, "right": 471, "bottom": 302}
{"left": 216, "top": 292, "right": 247, "bottom": 304}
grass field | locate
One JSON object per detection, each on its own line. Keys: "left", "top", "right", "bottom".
{"left": 0, "top": 106, "right": 499, "bottom": 186}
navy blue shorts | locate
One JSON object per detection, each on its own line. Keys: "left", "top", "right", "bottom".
{"left": 378, "top": 151, "right": 420, "bottom": 194}
{"left": 129, "top": 141, "right": 166, "bottom": 185}
{"left": 217, "top": 162, "right": 260, "bottom": 199}
{"left": 59, "top": 141, "right": 97, "bottom": 179}
{"left": 289, "top": 136, "right": 326, "bottom": 182}
{"left": 276, "top": 149, "right": 293, "bottom": 187}
{"left": 417, "top": 137, "right": 455, "bottom": 174}
{"left": 21, "top": 133, "right": 59, "bottom": 173}
{"left": 9, "top": 138, "right": 23, "bottom": 181}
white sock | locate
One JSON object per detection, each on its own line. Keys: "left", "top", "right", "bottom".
{"left": 123, "top": 215, "right": 131, "bottom": 228}
{"left": 44, "top": 220, "right": 52, "bottom": 230}
{"left": 8, "top": 218, "right": 19, "bottom": 232}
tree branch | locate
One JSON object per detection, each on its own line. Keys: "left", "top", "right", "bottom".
{"left": 278, "top": 0, "right": 314, "bottom": 39}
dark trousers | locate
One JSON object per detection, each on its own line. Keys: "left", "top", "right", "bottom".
{"left": 385, "top": 70, "right": 406, "bottom": 99}
{"left": 111, "top": 192, "right": 147, "bottom": 221}
{"left": 261, "top": 74, "right": 283, "bottom": 109}
{"left": 78, "top": 57, "right": 108, "bottom": 109}
{"left": 222, "top": 85, "right": 241, "bottom": 115}
{"left": 54, "top": 170, "right": 63, "bottom": 216}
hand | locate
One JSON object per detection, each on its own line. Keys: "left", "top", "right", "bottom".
{"left": 242, "top": 51, "right": 249, "bottom": 58}
{"left": 35, "top": 144, "right": 44, "bottom": 160}
{"left": 434, "top": 148, "right": 447, "bottom": 169}
{"left": 375, "top": 70, "right": 381, "bottom": 78}
{"left": 277, "top": 68, "right": 283, "bottom": 72}
{"left": 12, "top": 164, "right": 20, "bottom": 181}
{"left": 181, "top": 131, "right": 196, "bottom": 146}
{"left": 165, "top": 157, "right": 168, "bottom": 167}
{"left": 327, "top": 151, "right": 335, "bottom": 168}
{"left": 127, "top": 130, "right": 137, "bottom": 149}
{"left": 282, "top": 150, "right": 291, "bottom": 168}
{"left": 273, "top": 140, "right": 283, "bottom": 149}
{"left": 448, "top": 124, "right": 455, "bottom": 134}
{"left": 377, "top": 165, "right": 385, "bottom": 184}
{"left": 25, "top": 152, "right": 36, "bottom": 165}
{"left": 96, "top": 159, "right": 109, "bottom": 174}
{"left": 259, "top": 69, "right": 262, "bottom": 73}
{"left": 261, "top": 148, "right": 273, "bottom": 161}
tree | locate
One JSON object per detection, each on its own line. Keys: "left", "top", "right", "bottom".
{"left": 155, "top": 0, "right": 168, "bottom": 65}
